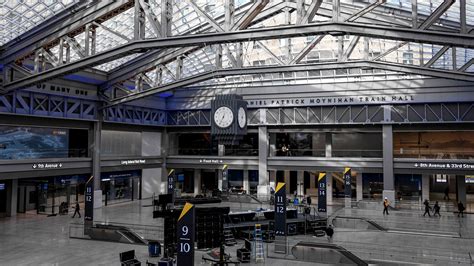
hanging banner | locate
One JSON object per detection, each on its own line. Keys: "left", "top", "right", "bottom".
{"left": 222, "top": 164, "right": 228, "bottom": 191}
{"left": 318, "top": 173, "right": 327, "bottom": 213}
{"left": 177, "top": 202, "right": 195, "bottom": 266}
{"left": 84, "top": 176, "right": 94, "bottom": 221}
{"left": 344, "top": 168, "right": 352, "bottom": 198}
{"left": 167, "top": 169, "right": 175, "bottom": 196}
{"left": 274, "top": 182, "right": 287, "bottom": 236}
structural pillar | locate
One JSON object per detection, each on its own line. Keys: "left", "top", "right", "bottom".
{"left": 284, "top": 170, "right": 290, "bottom": 195}
{"left": 325, "top": 132, "right": 332, "bottom": 158}
{"left": 422, "top": 174, "right": 430, "bottom": 202}
{"left": 7, "top": 179, "right": 18, "bottom": 217}
{"left": 356, "top": 172, "right": 363, "bottom": 202}
{"left": 160, "top": 130, "right": 169, "bottom": 195}
{"left": 269, "top": 170, "right": 276, "bottom": 190}
{"left": 297, "top": 171, "right": 304, "bottom": 197}
{"left": 243, "top": 170, "right": 250, "bottom": 194}
{"left": 257, "top": 126, "right": 269, "bottom": 197}
{"left": 218, "top": 144, "right": 225, "bottom": 190}
{"left": 456, "top": 175, "right": 467, "bottom": 205}
{"left": 382, "top": 106, "right": 395, "bottom": 203}
{"left": 194, "top": 169, "right": 202, "bottom": 196}
{"left": 326, "top": 173, "right": 333, "bottom": 205}
{"left": 92, "top": 118, "right": 102, "bottom": 209}
{"left": 309, "top": 172, "right": 316, "bottom": 189}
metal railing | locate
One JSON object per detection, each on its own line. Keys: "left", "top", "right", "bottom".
{"left": 266, "top": 238, "right": 472, "bottom": 265}
{"left": 69, "top": 221, "right": 163, "bottom": 242}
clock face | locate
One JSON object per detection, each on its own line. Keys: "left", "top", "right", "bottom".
{"left": 214, "top": 106, "right": 234, "bottom": 128}
{"left": 238, "top": 107, "right": 246, "bottom": 128}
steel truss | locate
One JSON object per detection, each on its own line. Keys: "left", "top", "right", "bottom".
{"left": 1, "top": 0, "right": 474, "bottom": 105}
{"left": 167, "top": 103, "right": 474, "bottom": 126}
{"left": 0, "top": 90, "right": 166, "bottom": 126}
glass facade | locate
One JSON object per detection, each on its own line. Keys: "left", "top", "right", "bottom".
{"left": 394, "top": 131, "right": 474, "bottom": 159}
{"left": 170, "top": 133, "right": 218, "bottom": 156}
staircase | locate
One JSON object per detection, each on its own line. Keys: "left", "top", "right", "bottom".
{"left": 223, "top": 229, "right": 237, "bottom": 246}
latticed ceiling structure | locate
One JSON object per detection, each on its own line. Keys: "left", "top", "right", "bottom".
{"left": 1, "top": 0, "right": 474, "bottom": 106}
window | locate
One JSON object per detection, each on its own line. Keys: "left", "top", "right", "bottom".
{"left": 403, "top": 52, "right": 413, "bottom": 64}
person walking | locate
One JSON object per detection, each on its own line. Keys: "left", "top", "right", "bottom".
{"left": 72, "top": 201, "right": 81, "bottom": 218}
{"left": 423, "top": 199, "right": 432, "bottom": 217}
{"left": 433, "top": 201, "right": 441, "bottom": 217}
{"left": 458, "top": 201, "right": 465, "bottom": 217}
{"left": 443, "top": 186, "right": 450, "bottom": 200}
{"left": 383, "top": 197, "right": 390, "bottom": 215}
{"left": 325, "top": 225, "right": 334, "bottom": 243}
{"left": 306, "top": 195, "right": 312, "bottom": 206}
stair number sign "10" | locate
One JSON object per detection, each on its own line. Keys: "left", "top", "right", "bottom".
{"left": 177, "top": 202, "right": 195, "bottom": 266}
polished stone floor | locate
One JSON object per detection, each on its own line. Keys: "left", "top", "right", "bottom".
{"left": 0, "top": 198, "right": 473, "bottom": 265}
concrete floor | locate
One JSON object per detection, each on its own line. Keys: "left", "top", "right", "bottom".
{"left": 0, "top": 199, "right": 473, "bottom": 265}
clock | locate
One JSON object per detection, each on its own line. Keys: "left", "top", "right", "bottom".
{"left": 213, "top": 106, "right": 234, "bottom": 128}
{"left": 238, "top": 107, "right": 246, "bottom": 128}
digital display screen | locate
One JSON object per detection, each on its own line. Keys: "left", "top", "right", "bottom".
{"left": 466, "top": 176, "right": 474, "bottom": 183}
{"left": 0, "top": 126, "right": 69, "bottom": 159}
{"left": 436, "top": 174, "right": 447, "bottom": 183}
{"left": 178, "top": 174, "right": 185, "bottom": 182}
{"left": 0, "top": 183, "right": 5, "bottom": 190}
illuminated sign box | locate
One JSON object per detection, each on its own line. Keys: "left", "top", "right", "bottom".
{"left": 466, "top": 176, "right": 474, "bottom": 183}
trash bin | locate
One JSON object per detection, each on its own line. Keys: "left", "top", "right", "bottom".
{"left": 148, "top": 241, "right": 161, "bottom": 257}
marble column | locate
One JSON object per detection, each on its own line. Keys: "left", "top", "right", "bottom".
{"left": 422, "top": 174, "right": 430, "bottom": 201}
{"left": 456, "top": 175, "right": 467, "bottom": 205}
{"left": 194, "top": 169, "right": 202, "bottom": 196}
{"left": 284, "top": 170, "right": 290, "bottom": 196}
{"left": 257, "top": 126, "right": 269, "bottom": 196}
{"left": 269, "top": 171, "right": 276, "bottom": 190}
{"left": 356, "top": 172, "right": 363, "bottom": 201}
{"left": 218, "top": 144, "right": 225, "bottom": 190}
{"left": 327, "top": 173, "right": 333, "bottom": 205}
{"left": 297, "top": 171, "right": 304, "bottom": 197}
{"left": 243, "top": 170, "right": 249, "bottom": 194}
{"left": 382, "top": 123, "right": 395, "bottom": 203}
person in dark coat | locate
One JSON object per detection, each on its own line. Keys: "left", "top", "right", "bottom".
{"left": 72, "top": 201, "right": 81, "bottom": 218}
{"left": 444, "top": 187, "right": 450, "bottom": 200}
{"left": 433, "top": 201, "right": 441, "bottom": 217}
{"left": 306, "top": 195, "right": 312, "bottom": 205}
{"left": 325, "top": 225, "right": 334, "bottom": 243}
{"left": 423, "top": 199, "right": 431, "bottom": 217}
{"left": 458, "top": 201, "right": 465, "bottom": 217}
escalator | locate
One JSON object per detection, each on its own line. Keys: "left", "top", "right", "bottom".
{"left": 89, "top": 224, "right": 148, "bottom": 245}
{"left": 291, "top": 242, "right": 368, "bottom": 266}
{"left": 332, "top": 216, "right": 387, "bottom": 231}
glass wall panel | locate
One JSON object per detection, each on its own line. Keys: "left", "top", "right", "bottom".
{"left": 332, "top": 132, "right": 383, "bottom": 157}
{"left": 101, "top": 130, "right": 142, "bottom": 156}
{"left": 274, "top": 132, "right": 324, "bottom": 156}
{"left": 394, "top": 131, "right": 474, "bottom": 159}
{"left": 169, "top": 133, "right": 218, "bottom": 155}
{"left": 225, "top": 134, "right": 258, "bottom": 156}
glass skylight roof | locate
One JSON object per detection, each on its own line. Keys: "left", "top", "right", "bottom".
{"left": 0, "top": 0, "right": 78, "bottom": 46}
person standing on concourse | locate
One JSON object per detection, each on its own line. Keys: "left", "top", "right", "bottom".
{"left": 383, "top": 197, "right": 390, "bottom": 215}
